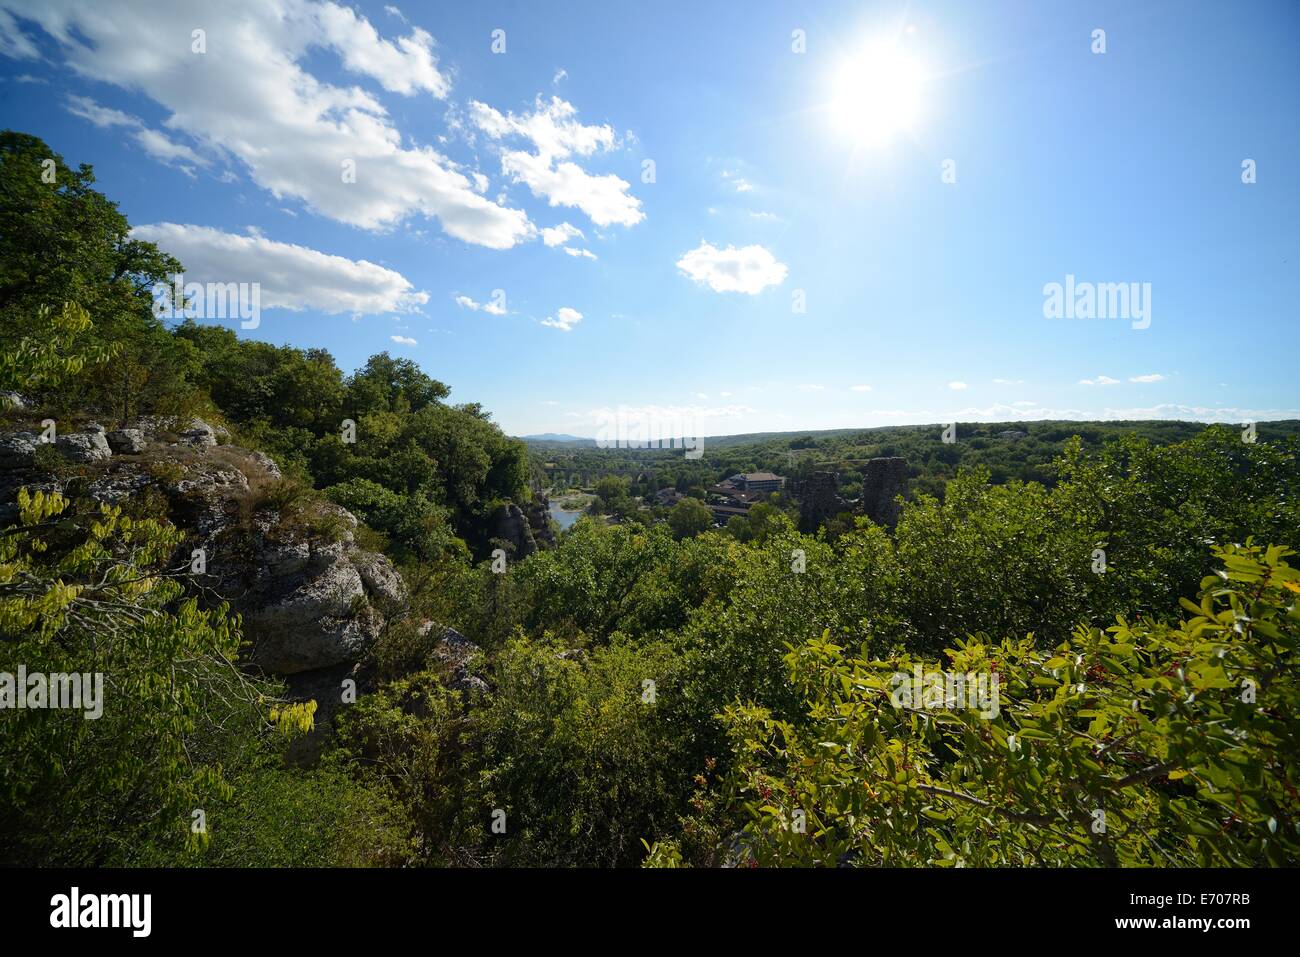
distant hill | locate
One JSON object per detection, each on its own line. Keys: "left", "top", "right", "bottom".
{"left": 520, "top": 433, "right": 596, "bottom": 445}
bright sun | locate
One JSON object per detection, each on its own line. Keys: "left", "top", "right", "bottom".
{"left": 829, "top": 43, "right": 925, "bottom": 147}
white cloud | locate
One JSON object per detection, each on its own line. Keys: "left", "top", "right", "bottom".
{"left": 564, "top": 247, "right": 597, "bottom": 260}
{"left": 454, "top": 293, "right": 506, "bottom": 316}
{"left": 1129, "top": 373, "right": 1166, "bottom": 383}
{"left": 132, "top": 223, "right": 429, "bottom": 315}
{"left": 1099, "top": 403, "right": 1300, "bottom": 421}
{"left": 839, "top": 401, "right": 1300, "bottom": 427}
{"left": 4, "top": 0, "right": 533, "bottom": 246}
{"left": 850, "top": 384, "right": 873, "bottom": 392}
{"left": 541, "top": 306, "right": 582, "bottom": 331}
{"left": 552, "top": 68, "right": 567, "bottom": 86}
{"left": 390, "top": 334, "right": 417, "bottom": 345}
{"left": 948, "top": 381, "right": 968, "bottom": 390}
{"left": 0, "top": 9, "right": 38, "bottom": 58}
{"left": 675, "top": 241, "right": 788, "bottom": 295}
{"left": 541, "top": 222, "right": 584, "bottom": 246}
{"left": 1080, "top": 375, "right": 1121, "bottom": 386}
{"left": 733, "top": 178, "right": 754, "bottom": 193}
{"left": 65, "top": 94, "right": 136, "bottom": 128}
{"left": 383, "top": 5, "right": 406, "bottom": 23}
{"left": 65, "top": 94, "right": 207, "bottom": 169}
{"left": 132, "top": 127, "right": 206, "bottom": 168}
{"left": 471, "top": 95, "right": 615, "bottom": 159}
{"left": 992, "top": 378, "right": 1024, "bottom": 385}
{"left": 471, "top": 95, "right": 644, "bottom": 228}
{"left": 312, "top": 2, "right": 449, "bottom": 96}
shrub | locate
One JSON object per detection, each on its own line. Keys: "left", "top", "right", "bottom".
{"left": 696, "top": 542, "right": 1300, "bottom": 867}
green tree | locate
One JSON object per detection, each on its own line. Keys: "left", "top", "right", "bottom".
{"left": 668, "top": 498, "right": 712, "bottom": 539}
{"left": 0, "top": 132, "right": 190, "bottom": 418}
{"left": 666, "top": 543, "right": 1300, "bottom": 867}
{"left": 0, "top": 487, "right": 313, "bottom": 864}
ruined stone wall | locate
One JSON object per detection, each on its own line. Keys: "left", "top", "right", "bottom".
{"left": 859, "top": 456, "right": 907, "bottom": 527}
{"left": 798, "top": 470, "right": 849, "bottom": 533}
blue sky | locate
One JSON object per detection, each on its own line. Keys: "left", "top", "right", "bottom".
{"left": 1, "top": 0, "right": 1297, "bottom": 437}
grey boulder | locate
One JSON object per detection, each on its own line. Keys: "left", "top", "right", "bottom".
{"left": 55, "top": 430, "right": 112, "bottom": 463}
{"left": 0, "top": 432, "right": 39, "bottom": 469}
{"left": 106, "top": 429, "right": 147, "bottom": 454}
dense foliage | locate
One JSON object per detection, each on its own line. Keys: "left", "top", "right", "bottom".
{"left": 2, "top": 130, "right": 1298, "bottom": 867}
{"left": 650, "top": 543, "right": 1299, "bottom": 867}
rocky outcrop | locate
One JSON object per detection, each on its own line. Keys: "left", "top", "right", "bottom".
{"left": 0, "top": 414, "right": 406, "bottom": 680}
{"left": 422, "top": 622, "right": 488, "bottom": 695}
{"left": 55, "top": 428, "right": 111, "bottom": 463}
{"left": 524, "top": 493, "right": 556, "bottom": 549}
{"left": 106, "top": 428, "right": 147, "bottom": 454}
{"left": 87, "top": 467, "right": 154, "bottom": 504}
{"left": 1, "top": 411, "right": 426, "bottom": 771}
{"left": 859, "top": 456, "right": 907, "bottom": 527}
{"left": 0, "top": 432, "right": 38, "bottom": 469}
{"left": 207, "top": 512, "right": 402, "bottom": 675}
{"left": 179, "top": 418, "right": 218, "bottom": 447}
{"left": 247, "top": 450, "right": 282, "bottom": 479}
{"left": 494, "top": 502, "right": 538, "bottom": 558}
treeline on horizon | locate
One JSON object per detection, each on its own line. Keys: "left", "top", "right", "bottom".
{"left": 2, "top": 130, "right": 1298, "bottom": 869}
{"left": 529, "top": 418, "right": 1300, "bottom": 505}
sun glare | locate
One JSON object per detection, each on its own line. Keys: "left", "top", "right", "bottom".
{"left": 829, "top": 42, "right": 925, "bottom": 147}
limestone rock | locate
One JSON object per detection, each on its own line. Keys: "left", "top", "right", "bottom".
{"left": 259, "top": 552, "right": 365, "bottom": 624}
{"left": 250, "top": 608, "right": 378, "bottom": 676}
{"left": 0, "top": 432, "right": 39, "bottom": 469}
{"left": 106, "top": 429, "right": 147, "bottom": 454}
{"left": 265, "top": 541, "right": 312, "bottom": 577}
{"left": 0, "top": 421, "right": 406, "bottom": 683}
{"left": 179, "top": 417, "right": 218, "bottom": 447}
{"left": 247, "top": 450, "right": 282, "bottom": 479}
{"left": 353, "top": 550, "right": 406, "bottom": 606}
{"left": 55, "top": 430, "right": 112, "bottom": 463}
{"left": 524, "top": 494, "right": 557, "bottom": 550}
{"left": 88, "top": 467, "right": 153, "bottom": 505}
{"left": 494, "top": 502, "right": 537, "bottom": 558}
{"left": 423, "top": 623, "right": 487, "bottom": 694}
